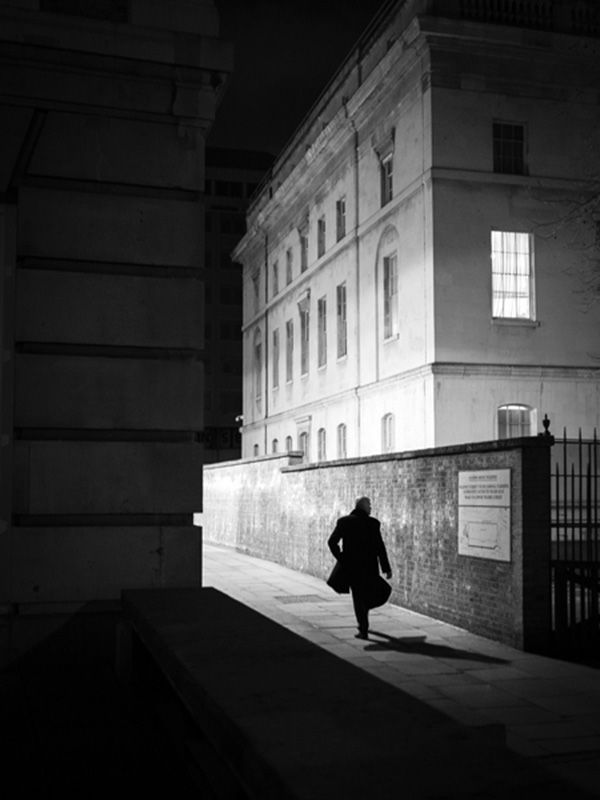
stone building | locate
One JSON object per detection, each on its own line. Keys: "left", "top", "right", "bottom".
{"left": 234, "top": 0, "right": 600, "bottom": 462}
{"left": 0, "top": 0, "right": 231, "bottom": 605}
{"left": 204, "top": 147, "right": 273, "bottom": 463}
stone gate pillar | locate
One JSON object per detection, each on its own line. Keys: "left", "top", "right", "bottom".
{"left": 0, "top": 0, "right": 232, "bottom": 606}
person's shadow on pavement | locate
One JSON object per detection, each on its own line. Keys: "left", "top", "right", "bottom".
{"left": 364, "top": 631, "right": 509, "bottom": 664}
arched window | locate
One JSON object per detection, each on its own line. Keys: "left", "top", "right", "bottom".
{"left": 253, "top": 443, "right": 259, "bottom": 457}
{"left": 497, "top": 404, "right": 535, "bottom": 439}
{"left": 299, "top": 431, "right": 309, "bottom": 461}
{"left": 337, "top": 423, "right": 347, "bottom": 459}
{"left": 285, "top": 435, "right": 293, "bottom": 452}
{"left": 317, "top": 428, "right": 327, "bottom": 461}
{"left": 272, "top": 438, "right": 279, "bottom": 454}
{"left": 381, "top": 413, "right": 395, "bottom": 453}
{"left": 253, "top": 328, "right": 262, "bottom": 403}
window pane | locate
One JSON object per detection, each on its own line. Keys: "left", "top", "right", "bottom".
{"left": 491, "top": 231, "right": 533, "bottom": 319}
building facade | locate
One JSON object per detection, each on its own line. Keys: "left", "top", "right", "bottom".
{"left": 234, "top": 0, "right": 600, "bottom": 461}
{"left": 204, "top": 148, "right": 273, "bottom": 463}
{"left": 0, "top": 0, "right": 231, "bottom": 605}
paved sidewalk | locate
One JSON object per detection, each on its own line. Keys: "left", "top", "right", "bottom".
{"left": 204, "top": 542, "right": 600, "bottom": 796}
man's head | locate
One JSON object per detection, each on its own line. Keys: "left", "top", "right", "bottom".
{"left": 355, "top": 496, "right": 372, "bottom": 515}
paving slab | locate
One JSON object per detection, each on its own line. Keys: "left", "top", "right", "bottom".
{"left": 123, "top": 586, "right": 594, "bottom": 799}
{"left": 203, "top": 542, "right": 600, "bottom": 796}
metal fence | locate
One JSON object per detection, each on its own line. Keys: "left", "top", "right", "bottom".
{"left": 550, "top": 429, "right": 599, "bottom": 654}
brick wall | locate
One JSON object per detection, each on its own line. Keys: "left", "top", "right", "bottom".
{"left": 202, "top": 438, "right": 552, "bottom": 651}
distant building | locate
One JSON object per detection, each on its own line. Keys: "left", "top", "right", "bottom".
{"left": 234, "top": 0, "right": 600, "bottom": 461}
{"left": 204, "top": 148, "right": 273, "bottom": 462}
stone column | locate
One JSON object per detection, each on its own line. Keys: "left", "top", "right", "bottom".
{"left": 0, "top": 0, "right": 232, "bottom": 606}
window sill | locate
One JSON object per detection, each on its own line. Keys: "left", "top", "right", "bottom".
{"left": 317, "top": 363, "right": 327, "bottom": 371}
{"left": 337, "top": 353, "right": 348, "bottom": 362}
{"left": 492, "top": 318, "right": 540, "bottom": 328}
{"left": 383, "top": 333, "right": 400, "bottom": 343}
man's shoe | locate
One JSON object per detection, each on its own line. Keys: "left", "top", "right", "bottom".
{"left": 355, "top": 631, "right": 368, "bottom": 640}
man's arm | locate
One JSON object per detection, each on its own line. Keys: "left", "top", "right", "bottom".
{"left": 328, "top": 520, "right": 344, "bottom": 561}
{"left": 375, "top": 522, "right": 392, "bottom": 578}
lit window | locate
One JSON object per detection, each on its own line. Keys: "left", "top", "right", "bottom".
{"left": 380, "top": 154, "right": 393, "bottom": 206}
{"left": 286, "top": 248, "right": 293, "bottom": 285}
{"left": 498, "top": 404, "right": 534, "bottom": 438}
{"left": 299, "top": 431, "right": 309, "bottom": 461}
{"left": 272, "top": 328, "right": 279, "bottom": 389}
{"left": 493, "top": 122, "right": 525, "bottom": 175}
{"left": 317, "top": 216, "right": 326, "bottom": 258}
{"left": 272, "top": 261, "right": 279, "bottom": 296}
{"left": 252, "top": 272, "right": 259, "bottom": 314}
{"left": 317, "top": 428, "right": 327, "bottom": 461}
{"left": 336, "top": 197, "right": 346, "bottom": 241}
{"left": 253, "top": 328, "right": 262, "bottom": 403}
{"left": 491, "top": 231, "right": 534, "bottom": 319}
{"left": 285, "top": 435, "right": 293, "bottom": 452}
{"left": 253, "top": 443, "right": 259, "bottom": 457}
{"left": 381, "top": 413, "right": 395, "bottom": 453}
{"left": 300, "top": 307, "right": 309, "bottom": 376}
{"left": 336, "top": 283, "right": 347, "bottom": 358}
{"left": 300, "top": 233, "right": 308, "bottom": 273}
{"left": 286, "top": 319, "right": 293, "bottom": 382}
{"left": 337, "top": 423, "right": 347, "bottom": 459}
{"left": 383, "top": 253, "right": 398, "bottom": 339}
{"left": 317, "top": 296, "right": 327, "bottom": 367}
{"left": 272, "top": 438, "right": 279, "bottom": 453}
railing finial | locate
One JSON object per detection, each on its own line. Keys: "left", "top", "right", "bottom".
{"left": 540, "top": 413, "right": 551, "bottom": 437}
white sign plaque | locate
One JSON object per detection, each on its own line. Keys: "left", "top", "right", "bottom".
{"left": 458, "top": 469, "right": 511, "bottom": 562}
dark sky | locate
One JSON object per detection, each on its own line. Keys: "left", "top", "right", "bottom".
{"left": 209, "top": 0, "right": 386, "bottom": 156}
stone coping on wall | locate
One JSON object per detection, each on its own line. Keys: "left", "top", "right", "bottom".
{"left": 283, "top": 436, "right": 554, "bottom": 473}
{"left": 203, "top": 437, "right": 554, "bottom": 474}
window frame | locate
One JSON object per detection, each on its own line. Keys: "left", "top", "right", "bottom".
{"left": 497, "top": 404, "right": 535, "bottom": 439}
{"left": 337, "top": 423, "right": 347, "bottom": 459}
{"left": 336, "top": 197, "right": 346, "bottom": 241}
{"left": 336, "top": 282, "right": 347, "bottom": 359}
{"left": 272, "top": 328, "right": 279, "bottom": 389}
{"left": 381, "top": 413, "right": 395, "bottom": 453}
{"left": 300, "top": 306, "right": 310, "bottom": 376}
{"left": 317, "top": 295, "right": 327, "bottom": 368}
{"left": 317, "top": 427, "right": 327, "bottom": 461}
{"left": 285, "top": 319, "right": 294, "bottom": 383}
{"left": 286, "top": 248, "right": 293, "bottom": 285}
{"left": 383, "top": 252, "right": 399, "bottom": 339}
{"left": 493, "top": 121, "right": 526, "bottom": 176}
{"left": 272, "top": 260, "right": 279, "bottom": 296}
{"left": 491, "top": 230, "right": 535, "bottom": 321}
{"left": 300, "top": 233, "right": 309, "bottom": 273}
{"left": 380, "top": 154, "right": 393, "bottom": 206}
{"left": 317, "top": 216, "right": 326, "bottom": 258}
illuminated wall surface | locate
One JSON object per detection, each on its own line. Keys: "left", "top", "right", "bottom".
{"left": 235, "top": 0, "right": 600, "bottom": 461}
{"left": 0, "top": 0, "right": 232, "bottom": 604}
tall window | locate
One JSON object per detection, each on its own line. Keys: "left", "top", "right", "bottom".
{"left": 285, "top": 435, "right": 293, "bottom": 452}
{"left": 317, "top": 216, "right": 326, "bottom": 258}
{"left": 300, "top": 233, "right": 308, "bottom": 273}
{"left": 491, "top": 231, "right": 534, "bottom": 320}
{"left": 493, "top": 122, "right": 525, "bottom": 175}
{"left": 272, "top": 438, "right": 279, "bottom": 453}
{"left": 285, "top": 319, "right": 294, "bottom": 382}
{"left": 337, "top": 423, "right": 347, "bottom": 459}
{"left": 336, "top": 197, "right": 346, "bottom": 241}
{"left": 253, "top": 444, "right": 259, "bottom": 457}
{"left": 252, "top": 273, "right": 259, "bottom": 314}
{"left": 317, "top": 428, "right": 327, "bottom": 461}
{"left": 253, "top": 328, "right": 262, "bottom": 402}
{"left": 300, "top": 307, "right": 309, "bottom": 375}
{"left": 497, "top": 404, "right": 534, "bottom": 438}
{"left": 383, "top": 253, "right": 398, "bottom": 339}
{"left": 380, "top": 154, "right": 393, "bottom": 206}
{"left": 381, "top": 413, "right": 395, "bottom": 453}
{"left": 299, "top": 431, "right": 309, "bottom": 461}
{"left": 272, "top": 261, "right": 279, "bottom": 296}
{"left": 317, "top": 296, "right": 327, "bottom": 367}
{"left": 272, "top": 328, "right": 279, "bottom": 389}
{"left": 336, "top": 282, "right": 347, "bottom": 358}
{"left": 286, "top": 248, "right": 293, "bottom": 285}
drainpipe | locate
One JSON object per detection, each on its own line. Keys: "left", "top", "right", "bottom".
{"left": 344, "top": 101, "right": 361, "bottom": 457}
{"left": 262, "top": 227, "right": 269, "bottom": 456}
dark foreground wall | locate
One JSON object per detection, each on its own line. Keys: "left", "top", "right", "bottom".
{"left": 0, "top": 1, "right": 232, "bottom": 606}
{"left": 203, "top": 438, "right": 552, "bottom": 651}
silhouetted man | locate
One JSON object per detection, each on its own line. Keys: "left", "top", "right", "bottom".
{"left": 328, "top": 496, "right": 392, "bottom": 639}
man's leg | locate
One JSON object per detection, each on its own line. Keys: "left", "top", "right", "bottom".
{"left": 351, "top": 584, "right": 369, "bottom": 636}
